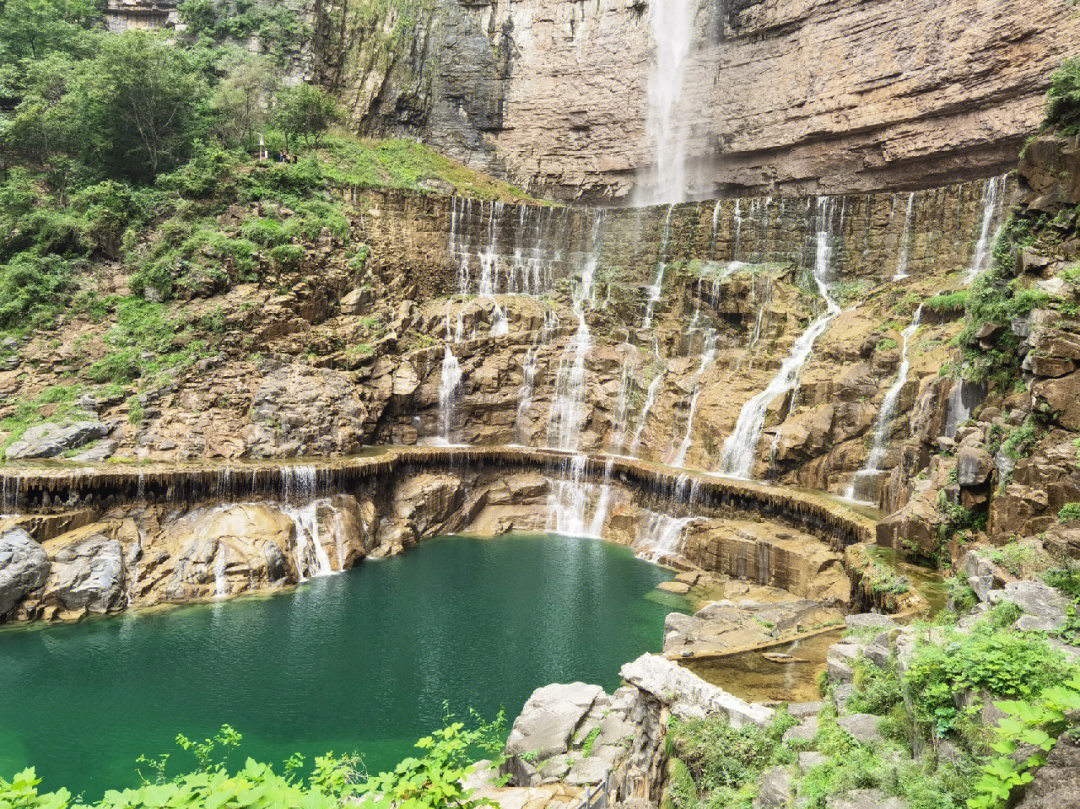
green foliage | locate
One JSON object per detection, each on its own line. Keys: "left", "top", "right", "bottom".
{"left": 1045, "top": 56, "right": 1080, "bottom": 134}
{"left": 0, "top": 715, "right": 506, "bottom": 809}
{"left": 178, "top": 0, "right": 310, "bottom": 62}
{"left": 666, "top": 710, "right": 797, "bottom": 807}
{"left": 847, "top": 658, "right": 903, "bottom": 716}
{"left": 1059, "top": 502, "right": 1080, "bottom": 523}
{"left": 876, "top": 338, "right": 898, "bottom": 352}
{"left": 924, "top": 290, "right": 971, "bottom": 315}
{"left": 967, "top": 671, "right": 1080, "bottom": 808}
{"left": 902, "top": 621, "right": 1071, "bottom": 739}
{"left": 274, "top": 85, "right": 340, "bottom": 149}
{"left": 0, "top": 252, "right": 72, "bottom": 330}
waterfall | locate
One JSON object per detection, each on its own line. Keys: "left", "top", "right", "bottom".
{"left": 892, "top": 192, "right": 915, "bottom": 281}
{"left": 671, "top": 328, "right": 718, "bottom": 467}
{"left": 719, "top": 197, "right": 842, "bottom": 479}
{"left": 639, "top": 0, "right": 695, "bottom": 203}
{"left": 588, "top": 458, "right": 616, "bottom": 537}
{"left": 547, "top": 216, "right": 604, "bottom": 451}
{"left": 437, "top": 302, "right": 464, "bottom": 445}
{"left": 643, "top": 205, "right": 675, "bottom": 329}
{"left": 637, "top": 512, "right": 696, "bottom": 562}
{"left": 964, "top": 174, "right": 1007, "bottom": 285}
{"left": 213, "top": 543, "right": 228, "bottom": 599}
{"left": 610, "top": 359, "right": 636, "bottom": 452}
{"left": 629, "top": 369, "right": 666, "bottom": 455}
{"left": 846, "top": 305, "right": 923, "bottom": 502}
{"left": 284, "top": 502, "right": 334, "bottom": 581}
{"left": 514, "top": 346, "right": 540, "bottom": 443}
{"left": 733, "top": 199, "right": 744, "bottom": 260}
{"left": 281, "top": 465, "right": 317, "bottom": 505}
{"left": 549, "top": 455, "right": 591, "bottom": 536}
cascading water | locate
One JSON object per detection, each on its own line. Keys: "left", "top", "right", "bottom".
{"left": 719, "top": 197, "right": 842, "bottom": 479}
{"left": 846, "top": 305, "right": 923, "bottom": 502}
{"left": 213, "top": 543, "right": 228, "bottom": 599}
{"left": 892, "top": 192, "right": 915, "bottom": 281}
{"left": 671, "top": 328, "right": 718, "bottom": 468}
{"left": 638, "top": 0, "right": 696, "bottom": 204}
{"left": 284, "top": 501, "right": 334, "bottom": 581}
{"left": 637, "top": 512, "right": 697, "bottom": 562}
{"left": 964, "top": 174, "right": 1007, "bottom": 285}
{"left": 588, "top": 458, "right": 616, "bottom": 538}
{"left": 642, "top": 205, "right": 675, "bottom": 329}
{"left": 546, "top": 216, "right": 604, "bottom": 451}
{"left": 629, "top": 369, "right": 666, "bottom": 455}
{"left": 514, "top": 346, "right": 540, "bottom": 443}
{"left": 437, "top": 302, "right": 464, "bottom": 445}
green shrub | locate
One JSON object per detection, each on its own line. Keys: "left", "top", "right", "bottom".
{"left": 1045, "top": 56, "right": 1080, "bottom": 134}
{"left": 903, "top": 622, "right": 1070, "bottom": 739}
{"left": 1060, "top": 503, "right": 1080, "bottom": 523}
{"left": 0, "top": 252, "right": 72, "bottom": 329}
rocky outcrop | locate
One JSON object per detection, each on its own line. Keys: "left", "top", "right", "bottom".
{"left": 325, "top": 0, "right": 1080, "bottom": 200}
{"left": 5, "top": 421, "right": 110, "bottom": 460}
{"left": 0, "top": 528, "right": 49, "bottom": 617}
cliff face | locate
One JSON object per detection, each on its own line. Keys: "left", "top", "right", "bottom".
{"left": 323, "top": 0, "right": 1080, "bottom": 201}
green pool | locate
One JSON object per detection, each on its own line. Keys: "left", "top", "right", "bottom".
{"left": 0, "top": 533, "right": 681, "bottom": 797}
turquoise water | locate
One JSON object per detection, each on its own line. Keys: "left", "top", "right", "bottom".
{"left": 0, "top": 533, "right": 682, "bottom": 798}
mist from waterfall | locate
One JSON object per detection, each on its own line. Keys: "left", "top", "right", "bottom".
{"left": 719, "top": 197, "right": 842, "bottom": 479}
{"left": 637, "top": 0, "right": 696, "bottom": 204}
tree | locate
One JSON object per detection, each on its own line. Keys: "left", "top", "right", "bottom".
{"left": 274, "top": 84, "right": 339, "bottom": 149}
{"left": 209, "top": 49, "right": 277, "bottom": 150}
{"left": 0, "top": 0, "right": 99, "bottom": 61}
{"left": 79, "top": 32, "right": 207, "bottom": 181}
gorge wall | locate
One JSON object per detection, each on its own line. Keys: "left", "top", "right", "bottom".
{"left": 319, "top": 0, "right": 1080, "bottom": 201}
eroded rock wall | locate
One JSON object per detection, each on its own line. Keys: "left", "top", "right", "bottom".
{"left": 321, "top": 0, "right": 1080, "bottom": 201}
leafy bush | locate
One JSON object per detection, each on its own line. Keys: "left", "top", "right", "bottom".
{"left": 903, "top": 622, "right": 1071, "bottom": 739}
{"left": 0, "top": 252, "right": 73, "bottom": 329}
{"left": 1045, "top": 56, "right": 1080, "bottom": 134}
{"left": 1059, "top": 502, "right": 1080, "bottom": 523}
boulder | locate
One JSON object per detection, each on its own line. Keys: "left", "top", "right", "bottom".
{"left": 753, "top": 766, "right": 793, "bottom": 809}
{"left": 620, "top": 653, "right": 773, "bottom": 727}
{"left": 504, "top": 682, "right": 604, "bottom": 759}
{"left": 956, "top": 446, "right": 994, "bottom": 487}
{"left": 844, "top": 614, "right": 897, "bottom": 631}
{"left": 837, "top": 714, "right": 884, "bottom": 746}
{"left": 1014, "top": 731, "right": 1080, "bottom": 808}
{"left": 0, "top": 528, "right": 49, "bottom": 616}
{"left": 782, "top": 716, "right": 818, "bottom": 744}
{"left": 5, "top": 421, "right": 109, "bottom": 460}
{"left": 989, "top": 581, "right": 1070, "bottom": 632}
{"left": 798, "top": 752, "right": 829, "bottom": 772}
{"left": 43, "top": 534, "right": 126, "bottom": 613}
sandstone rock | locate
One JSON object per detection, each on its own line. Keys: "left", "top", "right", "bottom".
{"left": 620, "top": 653, "right": 773, "bottom": 727}
{"left": 5, "top": 421, "right": 109, "bottom": 460}
{"left": 657, "top": 580, "right": 690, "bottom": 595}
{"left": 798, "top": 752, "right": 828, "bottom": 772}
{"left": 504, "top": 682, "right": 604, "bottom": 760}
{"left": 0, "top": 528, "right": 49, "bottom": 617}
{"left": 956, "top": 446, "right": 994, "bottom": 487}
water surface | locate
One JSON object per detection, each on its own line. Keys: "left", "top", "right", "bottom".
{"left": 0, "top": 533, "right": 679, "bottom": 797}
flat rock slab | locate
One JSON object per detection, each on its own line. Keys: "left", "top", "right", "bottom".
{"left": 620, "top": 653, "right": 773, "bottom": 727}
{"left": 5, "top": 421, "right": 109, "bottom": 460}
{"left": 505, "top": 682, "right": 604, "bottom": 759}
